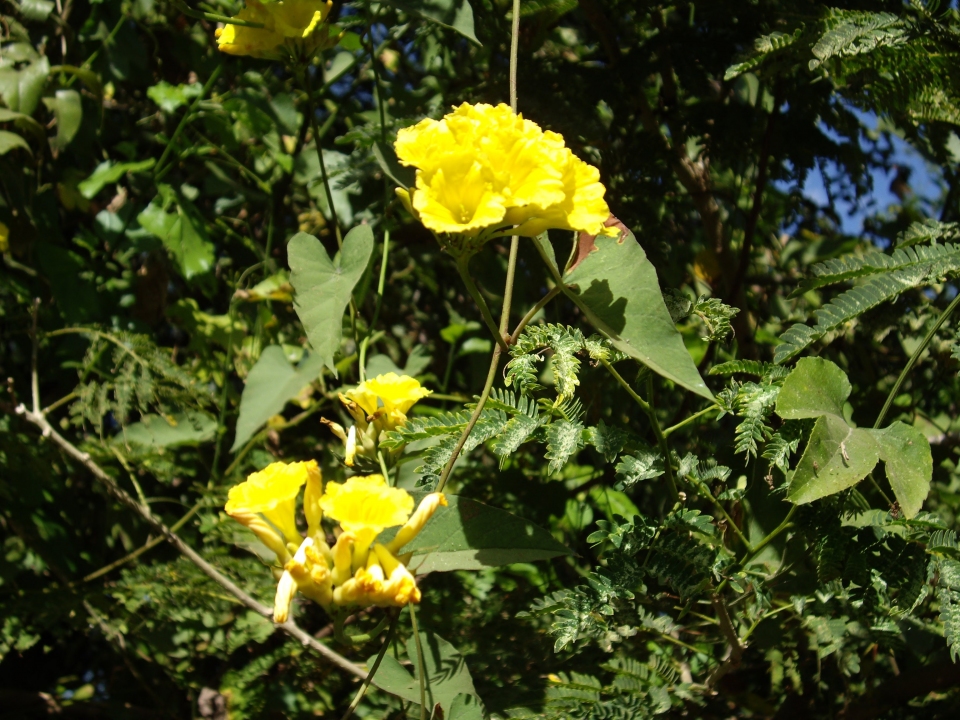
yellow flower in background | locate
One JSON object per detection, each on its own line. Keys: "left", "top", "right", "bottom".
{"left": 394, "top": 102, "right": 614, "bottom": 240}
{"left": 345, "top": 373, "right": 433, "bottom": 430}
{"left": 216, "top": 0, "right": 337, "bottom": 60}
{"left": 0, "top": 221, "right": 9, "bottom": 253}
{"left": 225, "top": 460, "right": 319, "bottom": 559}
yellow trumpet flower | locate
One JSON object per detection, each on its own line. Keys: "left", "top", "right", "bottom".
{"left": 225, "top": 465, "right": 446, "bottom": 621}
{"left": 343, "top": 373, "right": 433, "bottom": 431}
{"left": 225, "top": 460, "right": 319, "bottom": 561}
{"left": 394, "top": 102, "right": 616, "bottom": 240}
{"left": 318, "top": 474, "right": 413, "bottom": 566}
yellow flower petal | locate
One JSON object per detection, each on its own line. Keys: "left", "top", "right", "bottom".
{"left": 225, "top": 460, "right": 316, "bottom": 545}
{"left": 319, "top": 474, "right": 414, "bottom": 552}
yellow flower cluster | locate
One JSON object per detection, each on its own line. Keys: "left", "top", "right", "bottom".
{"left": 225, "top": 462, "right": 446, "bottom": 622}
{"left": 324, "top": 373, "right": 432, "bottom": 467}
{"left": 394, "top": 103, "right": 615, "bottom": 241}
{"left": 216, "top": 0, "right": 338, "bottom": 60}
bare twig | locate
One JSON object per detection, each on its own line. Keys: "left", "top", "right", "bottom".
{"left": 14, "top": 404, "right": 366, "bottom": 680}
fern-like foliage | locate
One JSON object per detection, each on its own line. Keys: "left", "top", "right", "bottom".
{"left": 545, "top": 420, "right": 586, "bottom": 474}
{"left": 710, "top": 359, "right": 789, "bottom": 381}
{"left": 897, "top": 219, "right": 960, "bottom": 248}
{"left": 716, "top": 380, "right": 782, "bottom": 457}
{"left": 762, "top": 420, "right": 806, "bottom": 475}
{"left": 727, "top": 6, "right": 960, "bottom": 153}
{"left": 506, "top": 323, "right": 587, "bottom": 398}
{"left": 934, "top": 556, "right": 960, "bottom": 661}
{"left": 506, "top": 324, "right": 621, "bottom": 399}
{"left": 692, "top": 297, "right": 739, "bottom": 342}
{"left": 69, "top": 331, "right": 214, "bottom": 438}
{"left": 775, "top": 243, "right": 960, "bottom": 362}
{"left": 792, "top": 242, "right": 960, "bottom": 296}
{"left": 808, "top": 10, "right": 907, "bottom": 70}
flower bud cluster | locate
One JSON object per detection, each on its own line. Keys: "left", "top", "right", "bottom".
{"left": 323, "top": 372, "right": 431, "bottom": 468}
{"left": 225, "top": 462, "right": 445, "bottom": 623}
{"left": 394, "top": 102, "right": 617, "bottom": 243}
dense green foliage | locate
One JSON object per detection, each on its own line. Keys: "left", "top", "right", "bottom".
{"left": 6, "top": 0, "right": 960, "bottom": 718}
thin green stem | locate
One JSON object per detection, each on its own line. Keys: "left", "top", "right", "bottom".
{"left": 510, "top": 285, "right": 561, "bottom": 343}
{"left": 358, "top": 229, "right": 391, "bottom": 381}
{"left": 79, "top": 15, "right": 124, "bottom": 72}
{"left": 378, "top": 451, "right": 392, "bottom": 485}
{"left": 82, "top": 499, "right": 204, "bottom": 582}
{"left": 436, "top": 351, "right": 501, "bottom": 493}
{"left": 874, "top": 291, "right": 960, "bottom": 430}
{"left": 408, "top": 604, "right": 428, "bottom": 720}
{"left": 687, "top": 476, "right": 751, "bottom": 551}
{"left": 664, "top": 404, "right": 721, "bottom": 437}
{"left": 212, "top": 263, "right": 263, "bottom": 479}
{"left": 433, "top": 0, "right": 523, "bottom": 493}
{"left": 301, "top": 66, "right": 342, "bottom": 247}
{"left": 455, "top": 255, "right": 509, "bottom": 353}
{"left": 335, "top": 611, "right": 390, "bottom": 646}
{"left": 716, "top": 505, "right": 797, "bottom": 595}
{"left": 155, "top": 64, "right": 223, "bottom": 181}
{"left": 194, "top": 130, "right": 272, "bottom": 193}
{"left": 599, "top": 359, "right": 679, "bottom": 502}
{"left": 173, "top": 0, "right": 265, "bottom": 27}
{"left": 339, "top": 613, "right": 399, "bottom": 720}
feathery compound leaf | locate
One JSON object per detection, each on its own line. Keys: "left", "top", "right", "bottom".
{"left": 379, "top": 410, "right": 472, "bottom": 449}
{"left": 897, "top": 219, "right": 960, "bottom": 248}
{"left": 490, "top": 413, "right": 541, "bottom": 459}
{"left": 775, "top": 248, "right": 960, "bottom": 362}
{"left": 809, "top": 11, "right": 907, "bottom": 70}
{"left": 692, "top": 297, "right": 739, "bottom": 342}
{"left": 792, "top": 242, "right": 960, "bottom": 296}
{"left": 545, "top": 419, "right": 585, "bottom": 473}
{"left": 506, "top": 324, "right": 587, "bottom": 398}
{"left": 615, "top": 451, "right": 664, "bottom": 490}
{"left": 934, "top": 557, "right": 960, "bottom": 661}
{"left": 710, "top": 359, "right": 789, "bottom": 381}
{"left": 724, "top": 28, "right": 803, "bottom": 80}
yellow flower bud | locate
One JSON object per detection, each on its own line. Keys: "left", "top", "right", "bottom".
{"left": 386, "top": 493, "right": 447, "bottom": 554}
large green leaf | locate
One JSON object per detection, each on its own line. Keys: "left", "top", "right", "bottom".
{"left": 371, "top": 631, "right": 479, "bottom": 713}
{"left": 380, "top": 0, "right": 479, "bottom": 44}
{"left": 788, "top": 414, "right": 879, "bottom": 505}
{"left": 288, "top": 227, "right": 374, "bottom": 375}
{"left": 0, "top": 54, "right": 49, "bottom": 115}
{"left": 387, "top": 494, "right": 571, "bottom": 573}
{"left": 874, "top": 421, "right": 932, "bottom": 519}
{"left": 119, "top": 411, "right": 217, "bottom": 448}
{"left": 775, "top": 357, "right": 851, "bottom": 419}
{"left": 0, "top": 107, "right": 45, "bottom": 142}
{"left": 19, "top": 0, "right": 55, "bottom": 22}
{"left": 43, "top": 89, "right": 82, "bottom": 150}
{"left": 80, "top": 159, "right": 156, "bottom": 199}
{"left": 137, "top": 183, "right": 215, "bottom": 279}
{"left": 559, "top": 231, "right": 712, "bottom": 400}
{"left": 231, "top": 346, "right": 325, "bottom": 451}
{"left": 0, "top": 130, "right": 31, "bottom": 155}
